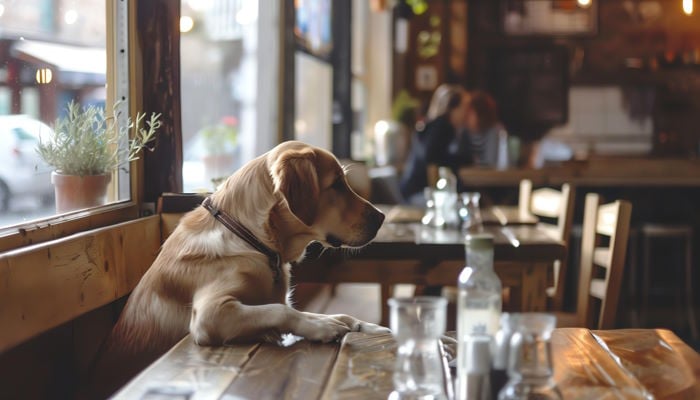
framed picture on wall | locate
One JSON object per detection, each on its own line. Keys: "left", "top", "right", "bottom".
{"left": 415, "top": 65, "right": 438, "bottom": 91}
{"left": 502, "top": 0, "right": 598, "bottom": 36}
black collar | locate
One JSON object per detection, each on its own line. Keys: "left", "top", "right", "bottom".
{"left": 201, "top": 196, "right": 282, "bottom": 284}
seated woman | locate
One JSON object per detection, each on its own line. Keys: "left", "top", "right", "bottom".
{"left": 464, "top": 90, "right": 510, "bottom": 170}
{"left": 399, "top": 84, "right": 472, "bottom": 205}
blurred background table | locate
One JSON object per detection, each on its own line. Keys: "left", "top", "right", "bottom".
{"left": 384, "top": 204, "right": 538, "bottom": 225}
{"left": 296, "top": 220, "right": 565, "bottom": 325}
{"left": 113, "top": 328, "right": 700, "bottom": 400}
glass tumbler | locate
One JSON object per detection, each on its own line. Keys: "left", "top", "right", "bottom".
{"left": 388, "top": 297, "right": 448, "bottom": 400}
{"left": 458, "top": 192, "right": 483, "bottom": 233}
{"left": 422, "top": 187, "right": 436, "bottom": 226}
{"left": 498, "top": 313, "right": 562, "bottom": 400}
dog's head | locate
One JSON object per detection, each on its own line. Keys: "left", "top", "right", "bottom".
{"left": 269, "top": 141, "right": 384, "bottom": 248}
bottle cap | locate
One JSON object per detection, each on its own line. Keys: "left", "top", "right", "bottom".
{"left": 465, "top": 233, "right": 494, "bottom": 250}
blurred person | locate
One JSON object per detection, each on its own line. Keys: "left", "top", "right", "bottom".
{"left": 399, "top": 84, "right": 472, "bottom": 205}
{"left": 464, "top": 90, "right": 510, "bottom": 170}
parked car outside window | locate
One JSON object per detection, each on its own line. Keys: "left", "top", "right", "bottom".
{"left": 0, "top": 115, "right": 55, "bottom": 212}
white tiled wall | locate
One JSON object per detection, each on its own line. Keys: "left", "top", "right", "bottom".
{"left": 547, "top": 86, "right": 653, "bottom": 156}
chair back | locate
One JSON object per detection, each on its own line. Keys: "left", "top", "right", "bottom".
{"left": 576, "top": 193, "right": 632, "bottom": 329}
{"left": 519, "top": 179, "right": 574, "bottom": 309}
{"left": 157, "top": 193, "right": 207, "bottom": 242}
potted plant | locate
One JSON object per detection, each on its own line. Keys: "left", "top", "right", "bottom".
{"left": 36, "top": 101, "right": 161, "bottom": 213}
{"left": 200, "top": 116, "right": 239, "bottom": 185}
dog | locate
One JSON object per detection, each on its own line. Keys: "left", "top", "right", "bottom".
{"left": 90, "top": 141, "right": 389, "bottom": 397}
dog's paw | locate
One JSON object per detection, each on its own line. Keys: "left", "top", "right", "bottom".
{"left": 294, "top": 314, "right": 351, "bottom": 343}
{"left": 324, "top": 314, "right": 389, "bottom": 334}
{"left": 357, "top": 322, "right": 391, "bottom": 334}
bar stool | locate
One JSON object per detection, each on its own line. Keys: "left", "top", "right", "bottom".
{"left": 640, "top": 224, "right": 698, "bottom": 340}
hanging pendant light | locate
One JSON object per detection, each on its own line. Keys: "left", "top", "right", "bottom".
{"left": 683, "top": 0, "right": 693, "bottom": 15}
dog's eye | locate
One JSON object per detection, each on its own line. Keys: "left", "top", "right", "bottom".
{"left": 331, "top": 177, "right": 345, "bottom": 191}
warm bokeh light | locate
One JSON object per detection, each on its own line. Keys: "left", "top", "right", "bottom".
{"left": 35, "top": 68, "right": 53, "bottom": 84}
{"left": 180, "top": 16, "right": 194, "bottom": 33}
{"left": 0, "top": 4, "right": 5, "bottom": 17}
{"left": 374, "top": 120, "right": 390, "bottom": 136}
{"left": 577, "top": 0, "right": 592, "bottom": 8}
{"left": 683, "top": 0, "right": 693, "bottom": 15}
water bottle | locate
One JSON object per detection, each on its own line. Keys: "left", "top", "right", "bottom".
{"left": 458, "top": 234, "right": 502, "bottom": 335}
{"left": 456, "top": 234, "right": 502, "bottom": 400}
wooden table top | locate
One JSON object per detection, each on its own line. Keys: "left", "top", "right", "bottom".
{"left": 113, "top": 328, "right": 700, "bottom": 400}
{"left": 385, "top": 205, "right": 539, "bottom": 226}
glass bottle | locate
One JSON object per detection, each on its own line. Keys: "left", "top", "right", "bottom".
{"left": 457, "top": 234, "right": 502, "bottom": 336}
{"left": 456, "top": 234, "right": 502, "bottom": 400}
{"left": 498, "top": 313, "right": 562, "bottom": 400}
{"left": 433, "top": 167, "right": 459, "bottom": 228}
{"left": 388, "top": 296, "right": 448, "bottom": 400}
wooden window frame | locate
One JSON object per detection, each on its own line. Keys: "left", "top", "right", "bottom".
{"left": 0, "top": 0, "right": 182, "bottom": 253}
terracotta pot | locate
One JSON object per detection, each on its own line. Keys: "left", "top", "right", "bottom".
{"left": 51, "top": 172, "right": 111, "bottom": 213}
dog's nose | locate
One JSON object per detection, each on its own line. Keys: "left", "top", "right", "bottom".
{"left": 365, "top": 208, "right": 385, "bottom": 233}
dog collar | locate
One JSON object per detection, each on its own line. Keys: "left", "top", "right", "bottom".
{"left": 201, "top": 196, "right": 282, "bottom": 284}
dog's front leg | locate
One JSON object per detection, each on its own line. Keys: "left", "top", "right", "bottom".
{"left": 190, "top": 287, "right": 353, "bottom": 345}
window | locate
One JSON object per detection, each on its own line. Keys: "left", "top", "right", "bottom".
{"left": 180, "top": 0, "right": 281, "bottom": 192}
{"left": 0, "top": 1, "right": 134, "bottom": 232}
{"left": 0, "top": 1, "right": 145, "bottom": 253}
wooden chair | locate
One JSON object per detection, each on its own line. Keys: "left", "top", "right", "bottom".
{"left": 518, "top": 179, "right": 574, "bottom": 310}
{"left": 557, "top": 193, "right": 633, "bottom": 330}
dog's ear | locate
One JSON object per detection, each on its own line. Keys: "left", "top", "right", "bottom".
{"left": 272, "top": 148, "right": 319, "bottom": 226}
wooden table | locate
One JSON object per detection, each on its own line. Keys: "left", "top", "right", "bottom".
{"left": 385, "top": 205, "right": 538, "bottom": 226}
{"left": 113, "top": 328, "right": 700, "bottom": 400}
{"left": 295, "top": 221, "right": 565, "bottom": 323}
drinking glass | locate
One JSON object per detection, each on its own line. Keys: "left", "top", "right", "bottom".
{"left": 498, "top": 313, "right": 562, "bottom": 400}
{"left": 388, "top": 297, "right": 448, "bottom": 400}
{"left": 422, "top": 187, "right": 436, "bottom": 226}
{"left": 459, "top": 192, "right": 483, "bottom": 233}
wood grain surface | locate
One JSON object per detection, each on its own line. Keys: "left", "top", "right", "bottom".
{"left": 113, "top": 329, "right": 700, "bottom": 400}
{"left": 224, "top": 338, "right": 339, "bottom": 400}
{"left": 113, "top": 335, "right": 259, "bottom": 400}
{"left": 0, "top": 216, "right": 160, "bottom": 352}
{"left": 321, "top": 333, "right": 397, "bottom": 400}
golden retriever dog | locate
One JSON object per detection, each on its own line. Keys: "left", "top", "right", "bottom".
{"left": 90, "top": 141, "right": 388, "bottom": 397}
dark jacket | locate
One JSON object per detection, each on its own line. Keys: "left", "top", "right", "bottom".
{"left": 399, "top": 116, "right": 473, "bottom": 202}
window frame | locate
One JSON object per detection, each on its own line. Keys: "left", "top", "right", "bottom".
{"left": 0, "top": 0, "right": 152, "bottom": 252}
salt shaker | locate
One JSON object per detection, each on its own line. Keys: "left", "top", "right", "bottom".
{"left": 456, "top": 333, "right": 491, "bottom": 400}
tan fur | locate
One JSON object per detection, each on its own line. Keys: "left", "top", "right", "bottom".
{"left": 89, "top": 141, "right": 387, "bottom": 398}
